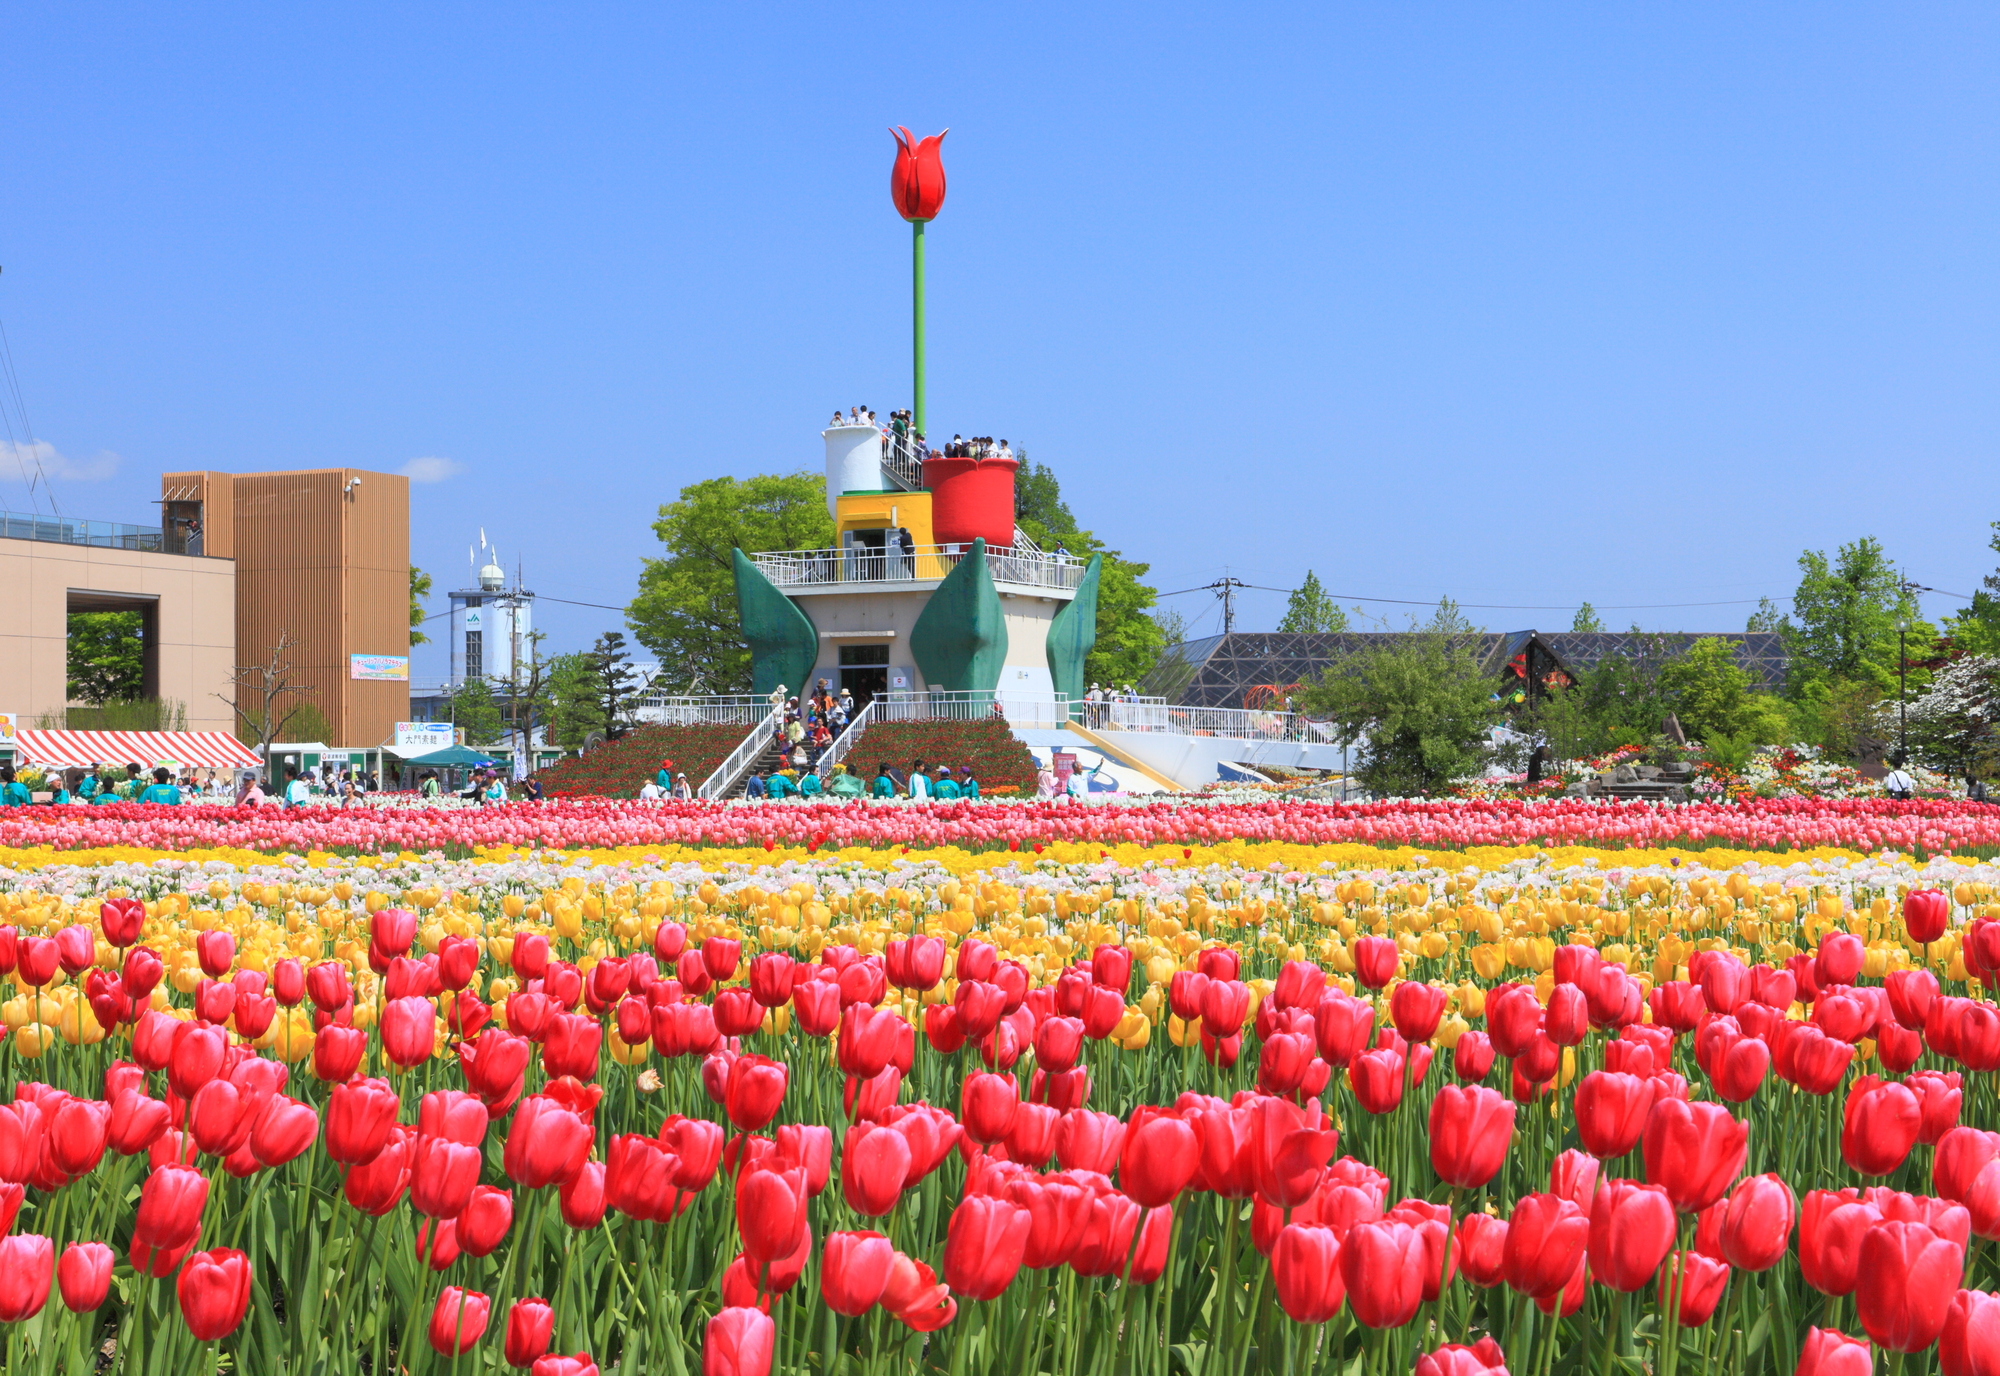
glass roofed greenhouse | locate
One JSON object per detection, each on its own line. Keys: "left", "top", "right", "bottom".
{"left": 1135, "top": 631, "right": 1789, "bottom": 710}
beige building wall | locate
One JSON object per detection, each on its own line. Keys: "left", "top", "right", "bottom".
{"left": 0, "top": 539, "right": 238, "bottom": 731}
{"left": 793, "top": 586, "right": 1066, "bottom": 695}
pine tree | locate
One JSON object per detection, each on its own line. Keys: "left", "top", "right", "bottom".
{"left": 1278, "top": 571, "right": 1347, "bottom": 634}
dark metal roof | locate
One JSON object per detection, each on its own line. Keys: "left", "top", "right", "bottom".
{"left": 1137, "top": 630, "right": 1789, "bottom": 709}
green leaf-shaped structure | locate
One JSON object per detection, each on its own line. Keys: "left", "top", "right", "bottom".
{"left": 732, "top": 547, "right": 818, "bottom": 697}
{"left": 1044, "top": 553, "right": 1102, "bottom": 712}
{"left": 910, "top": 537, "right": 1006, "bottom": 693}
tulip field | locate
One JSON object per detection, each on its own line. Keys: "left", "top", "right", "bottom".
{"left": 1, "top": 804, "right": 2000, "bottom": 1373}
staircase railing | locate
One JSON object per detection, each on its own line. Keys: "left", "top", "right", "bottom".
{"left": 698, "top": 704, "right": 784, "bottom": 801}
{"left": 880, "top": 428, "right": 925, "bottom": 492}
{"left": 813, "top": 699, "right": 877, "bottom": 779}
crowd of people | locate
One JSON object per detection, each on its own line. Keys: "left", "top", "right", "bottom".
{"left": 938, "top": 434, "right": 1011, "bottom": 460}
{"left": 746, "top": 755, "right": 981, "bottom": 801}
{"left": 835, "top": 407, "right": 1015, "bottom": 471}
{"left": 0, "top": 761, "right": 273, "bottom": 806}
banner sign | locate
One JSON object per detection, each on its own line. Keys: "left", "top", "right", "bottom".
{"left": 0, "top": 713, "right": 16, "bottom": 749}
{"left": 350, "top": 655, "right": 410, "bottom": 681}
{"left": 394, "top": 722, "right": 455, "bottom": 752}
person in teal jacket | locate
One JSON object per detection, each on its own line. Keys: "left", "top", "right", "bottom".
{"left": 764, "top": 771, "right": 798, "bottom": 801}
{"left": 933, "top": 767, "right": 961, "bottom": 801}
{"left": 655, "top": 758, "right": 674, "bottom": 792}
{"left": 869, "top": 762, "right": 898, "bottom": 798}
{"left": 138, "top": 767, "right": 183, "bottom": 805}
{"left": 0, "top": 766, "right": 29, "bottom": 807}
{"left": 798, "top": 769, "right": 823, "bottom": 799}
{"left": 78, "top": 768, "right": 100, "bottom": 800}
{"left": 960, "top": 766, "right": 980, "bottom": 800}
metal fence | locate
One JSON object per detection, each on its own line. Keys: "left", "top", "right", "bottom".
{"left": 698, "top": 704, "right": 784, "bottom": 800}
{"left": 873, "top": 690, "right": 1075, "bottom": 730}
{"left": 812, "top": 700, "right": 877, "bottom": 778}
{"left": 0, "top": 510, "right": 165, "bottom": 553}
{"left": 1082, "top": 699, "right": 1328, "bottom": 742}
{"left": 750, "top": 544, "right": 1085, "bottom": 593}
{"left": 638, "top": 695, "right": 777, "bottom": 727}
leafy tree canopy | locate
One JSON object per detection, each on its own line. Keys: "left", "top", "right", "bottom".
{"left": 67, "top": 611, "right": 145, "bottom": 705}
{"left": 1012, "top": 462, "right": 1163, "bottom": 688}
{"left": 450, "top": 678, "right": 504, "bottom": 747}
{"left": 1570, "top": 603, "right": 1606, "bottom": 634}
{"left": 629, "top": 472, "right": 834, "bottom": 693}
{"left": 1769, "top": 537, "right": 1933, "bottom": 699}
{"left": 1278, "top": 571, "right": 1349, "bottom": 635}
{"left": 409, "top": 567, "right": 434, "bottom": 647}
{"left": 1297, "top": 600, "right": 1498, "bottom": 797}
{"left": 1945, "top": 522, "right": 2000, "bottom": 658}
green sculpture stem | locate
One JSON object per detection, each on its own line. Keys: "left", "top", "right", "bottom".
{"left": 913, "top": 218, "right": 927, "bottom": 436}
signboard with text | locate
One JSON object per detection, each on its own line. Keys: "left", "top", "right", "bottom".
{"left": 394, "top": 722, "right": 455, "bottom": 753}
{"left": 350, "top": 655, "right": 410, "bottom": 681}
{"left": 0, "top": 713, "right": 16, "bottom": 749}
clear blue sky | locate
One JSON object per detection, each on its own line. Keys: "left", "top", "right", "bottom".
{"left": 5, "top": 4, "right": 1998, "bottom": 684}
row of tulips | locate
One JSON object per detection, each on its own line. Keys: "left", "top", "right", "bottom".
{"left": 1, "top": 844, "right": 2000, "bottom": 1372}
{"left": 1, "top": 793, "right": 1999, "bottom": 858}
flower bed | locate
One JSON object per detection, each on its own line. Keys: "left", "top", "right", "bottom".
{"left": 838, "top": 717, "right": 1040, "bottom": 795}
{"left": 0, "top": 841, "right": 1997, "bottom": 1371}
{"left": 532, "top": 724, "right": 751, "bottom": 799}
{"left": 3, "top": 795, "right": 2000, "bottom": 858}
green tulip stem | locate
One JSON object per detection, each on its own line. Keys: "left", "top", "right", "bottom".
{"left": 912, "top": 218, "right": 927, "bottom": 438}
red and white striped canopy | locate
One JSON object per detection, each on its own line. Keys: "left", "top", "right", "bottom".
{"left": 15, "top": 729, "right": 262, "bottom": 770}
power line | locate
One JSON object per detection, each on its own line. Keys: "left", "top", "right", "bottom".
{"left": 1156, "top": 584, "right": 1766, "bottom": 612}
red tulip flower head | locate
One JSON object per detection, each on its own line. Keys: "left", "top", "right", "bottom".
{"left": 429, "top": 1286, "right": 492, "bottom": 1356}
{"left": 1643, "top": 1098, "right": 1748, "bottom": 1214}
{"left": 1904, "top": 888, "right": 1950, "bottom": 944}
{"left": 1855, "top": 1221, "right": 1963, "bottom": 1353}
{"left": 505, "top": 1297, "right": 556, "bottom": 1367}
{"left": 889, "top": 127, "right": 947, "bottom": 223}
{"left": 57, "top": 1241, "right": 113, "bottom": 1312}
{"left": 177, "top": 1248, "right": 253, "bottom": 1342}
{"left": 1586, "top": 1179, "right": 1675, "bottom": 1292}
{"left": 0, "top": 1234, "right": 52, "bottom": 1323}
{"left": 1796, "top": 1327, "right": 1874, "bottom": 1376}
{"left": 1428, "top": 1085, "right": 1516, "bottom": 1189}
{"left": 1941, "top": 1289, "right": 2000, "bottom": 1376}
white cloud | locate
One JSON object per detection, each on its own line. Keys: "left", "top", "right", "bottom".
{"left": 399, "top": 455, "right": 466, "bottom": 483}
{"left": 0, "top": 439, "right": 120, "bottom": 482}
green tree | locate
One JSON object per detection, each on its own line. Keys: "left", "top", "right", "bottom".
{"left": 589, "top": 632, "right": 642, "bottom": 741}
{"left": 1776, "top": 537, "right": 1929, "bottom": 698}
{"left": 547, "top": 653, "right": 600, "bottom": 750}
{"left": 1013, "top": 458, "right": 1075, "bottom": 534}
{"left": 1570, "top": 603, "right": 1606, "bottom": 633}
{"left": 628, "top": 472, "right": 834, "bottom": 693}
{"left": 1278, "top": 572, "right": 1348, "bottom": 634}
{"left": 67, "top": 611, "right": 146, "bottom": 705}
{"left": 499, "top": 630, "right": 554, "bottom": 755}
{"left": 1658, "top": 637, "right": 1754, "bottom": 741}
{"left": 1944, "top": 522, "right": 2000, "bottom": 657}
{"left": 450, "top": 678, "right": 504, "bottom": 746}
{"left": 409, "top": 567, "right": 434, "bottom": 647}
{"left": 1297, "top": 600, "right": 1499, "bottom": 796}
{"left": 1011, "top": 462, "right": 1163, "bottom": 687}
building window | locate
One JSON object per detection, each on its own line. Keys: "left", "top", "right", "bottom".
{"left": 838, "top": 644, "right": 890, "bottom": 667}
{"left": 466, "top": 630, "right": 483, "bottom": 679}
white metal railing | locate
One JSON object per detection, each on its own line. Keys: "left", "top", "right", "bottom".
{"left": 751, "top": 544, "right": 1085, "bottom": 594}
{"left": 813, "top": 699, "right": 877, "bottom": 778}
{"left": 639, "top": 695, "right": 775, "bottom": 726}
{"left": 1082, "top": 700, "right": 1326, "bottom": 743}
{"left": 699, "top": 704, "right": 784, "bottom": 800}
{"left": 874, "top": 690, "right": 1075, "bottom": 729}
{"left": 879, "top": 428, "right": 925, "bottom": 492}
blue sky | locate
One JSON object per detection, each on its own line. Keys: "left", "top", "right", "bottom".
{"left": 4, "top": 4, "right": 1998, "bottom": 684}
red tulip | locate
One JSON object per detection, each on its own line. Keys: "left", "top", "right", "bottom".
{"left": 1855, "top": 1221, "right": 1963, "bottom": 1352}
{"left": 57, "top": 1240, "right": 112, "bottom": 1312}
{"left": 1503, "top": 1193, "right": 1588, "bottom": 1299}
{"left": 1658, "top": 1249, "right": 1729, "bottom": 1326}
{"left": 135, "top": 1162, "right": 209, "bottom": 1250}
{"left": 1391, "top": 981, "right": 1448, "bottom": 1044}
{"left": 1570, "top": 1070, "right": 1653, "bottom": 1160}
{"left": 504, "top": 1095, "right": 593, "bottom": 1190}
{"left": 1800, "top": 1190, "right": 1884, "bottom": 1296}
{"left": 1415, "top": 1338, "right": 1510, "bottom": 1376}
{"left": 541, "top": 1014, "right": 601, "bottom": 1081}
{"left": 1452, "top": 1031, "right": 1496, "bottom": 1082}
{"left": 888, "top": 127, "right": 948, "bottom": 223}
{"left": 821, "top": 1230, "right": 896, "bottom": 1316}
{"left": 379, "top": 997, "right": 436, "bottom": 1068}
{"left": 177, "top": 1247, "right": 252, "bottom": 1341}
{"left": 107, "top": 1090, "right": 168, "bottom": 1158}
{"left": 1272, "top": 1223, "right": 1346, "bottom": 1322}
{"left": 1055, "top": 1109, "right": 1124, "bottom": 1175}
{"left": 1817, "top": 933, "right": 1864, "bottom": 988}
{"left": 1457, "top": 1213, "right": 1510, "bottom": 1288}
{"left": 1348, "top": 1048, "right": 1408, "bottom": 1115}
{"left": 736, "top": 1164, "right": 809, "bottom": 1266}
{"left": 343, "top": 1125, "right": 413, "bottom": 1215}
{"left": 49, "top": 1096, "right": 111, "bottom": 1177}
{"left": 1643, "top": 1099, "right": 1747, "bottom": 1214}
{"left": 326, "top": 1078, "right": 400, "bottom": 1165}
{"left": 943, "top": 1194, "right": 1030, "bottom": 1301}
{"left": 1338, "top": 1218, "right": 1426, "bottom": 1328}
{"left": 1886, "top": 968, "right": 1938, "bottom": 1031}
{"left": 704, "top": 1305, "right": 775, "bottom": 1376}
{"left": 1841, "top": 1077, "right": 1922, "bottom": 1177}
{"left": 842, "top": 1123, "right": 913, "bottom": 1218}
{"left": 1012, "top": 1175, "right": 1093, "bottom": 1270}
{"left": 410, "top": 1136, "right": 482, "bottom": 1219}
{"left": 0, "top": 1234, "right": 52, "bottom": 1322}
{"left": 1428, "top": 1085, "right": 1515, "bottom": 1189}
{"left": 1587, "top": 1180, "right": 1675, "bottom": 1291}
{"left": 1904, "top": 888, "right": 1950, "bottom": 944}
{"left": 1797, "top": 1327, "right": 1875, "bottom": 1376}
{"left": 560, "top": 1161, "right": 608, "bottom": 1229}
{"left": 1909, "top": 1071, "right": 1963, "bottom": 1145}
{"left": 1119, "top": 1109, "right": 1199, "bottom": 1208}
{"left": 1941, "top": 1289, "right": 2000, "bottom": 1376}
{"left": 1273, "top": 960, "right": 1327, "bottom": 1012}
{"left": 429, "top": 1285, "right": 491, "bottom": 1356}
{"left": 457, "top": 1185, "right": 514, "bottom": 1257}
{"left": 250, "top": 1096, "right": 318, "bottom": 1168}
{"left": 99, "top": 897, "right": 145, "bottom": 947}
{"left": 1719, "top": 1173, "right": 1795, "bottom": 1271}
{"left": 505, "top": 1297, "right": 556, "bottom": 1367}
{"left": 1352, "top": 936, "right": 1399, "bottom": 989}
{"left": 721, "top": 1055, "right": 787, "bottom": 1133}
{"left": 309, "top": 1024, "right": 365, "bottom": 1084}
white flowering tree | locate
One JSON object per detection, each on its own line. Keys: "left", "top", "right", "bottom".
{"left": 1884, "top": 655, "right": 2000, "bottom": 778}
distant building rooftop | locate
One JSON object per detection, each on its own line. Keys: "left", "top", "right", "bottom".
{"left": 0, "top": 508, "right": 171, "bottom": 555}
{"left": 1138, "top": 630, "right": 1790, "bottom": 710}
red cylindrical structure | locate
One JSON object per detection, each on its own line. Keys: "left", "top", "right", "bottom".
{"left": 924, "top": 454, "right": 1018, "bottom": 547}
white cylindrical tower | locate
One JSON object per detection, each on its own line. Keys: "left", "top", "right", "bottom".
{"left": 823, "top": 423, "right": 885, "bottom": 515}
